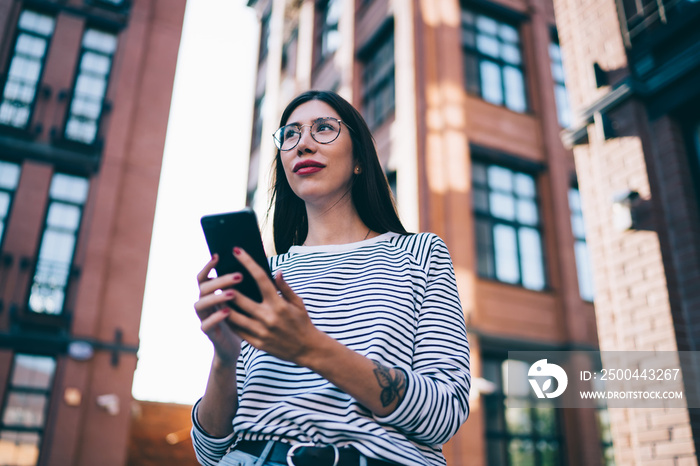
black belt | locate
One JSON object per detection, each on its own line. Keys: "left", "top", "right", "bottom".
{"left": 235, "top": 440, "right": 397, "bottom": 466}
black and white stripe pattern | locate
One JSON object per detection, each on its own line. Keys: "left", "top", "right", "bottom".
{"left": 192, "top": 232, "right": 470, "bottom": 465}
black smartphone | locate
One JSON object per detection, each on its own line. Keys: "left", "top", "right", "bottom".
{"left": 200, "top": 208, "right": 272, "bottom": 303}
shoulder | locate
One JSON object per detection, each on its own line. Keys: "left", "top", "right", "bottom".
{"left": 386, "top": 232, "right": 452, "bottom": 269}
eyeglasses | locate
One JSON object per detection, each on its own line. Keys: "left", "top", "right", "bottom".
{"left": 273, "top": 117, "right": 351, "bottom": 151}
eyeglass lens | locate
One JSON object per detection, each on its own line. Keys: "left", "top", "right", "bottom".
{"left": 274, "top": 118, "right": 342, "bottom": 151}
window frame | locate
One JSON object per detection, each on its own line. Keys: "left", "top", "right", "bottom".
{"left": 461, "top": 6, "right": 529, "bottom": 113}
{"left": 358, "top": 21, "right": 395, "bottom": 130}
{"left": 61, "top": 26, "right": 118, "bottom": 147}
{"left": 472, "top": 152, "right": 548, "bottom": 291}
{"left": 0, "top": 9, "right": 56, "bottom": 133}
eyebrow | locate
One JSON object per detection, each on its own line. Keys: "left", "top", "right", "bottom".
{"left": 285, "top": 117, "right": 335, "bottom": 126}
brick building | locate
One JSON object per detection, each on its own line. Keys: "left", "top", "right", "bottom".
{"left": 245, "top": 0, "right": 614, "bottom": 464}
{"left": 0, "top": 1, "right": 186, "bottom": 465}
{"left": 552, "top": 0, "right": 700, "bottom": 461}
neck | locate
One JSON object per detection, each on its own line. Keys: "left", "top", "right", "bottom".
{"left": 303, "top": 193, "right": 371, "bottom": 246}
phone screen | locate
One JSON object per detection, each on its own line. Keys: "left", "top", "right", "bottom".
{"left": 200, "top": 209, "right": 271, "bottom": 303}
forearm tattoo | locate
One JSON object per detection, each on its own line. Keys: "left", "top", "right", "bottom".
{"left": 373, "top": 361, "right": 407, "bottom": 407}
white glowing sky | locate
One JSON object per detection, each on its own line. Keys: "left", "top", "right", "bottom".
{"left": 131, "top": 0, "right": 258, "bottom": 404}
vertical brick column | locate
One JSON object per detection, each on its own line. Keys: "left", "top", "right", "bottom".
{"left": 552, "top": 0, "right": 699, "bottom": 461}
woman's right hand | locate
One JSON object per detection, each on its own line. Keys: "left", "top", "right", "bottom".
{"left": 194, "top": 254, "right": 244, "bottom": 365}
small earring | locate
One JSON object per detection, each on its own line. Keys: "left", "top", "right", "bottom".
{"left": 355, "top": 166, "right": 361, "bottom": 174}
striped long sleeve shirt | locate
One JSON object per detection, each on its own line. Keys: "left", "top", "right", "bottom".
{"left": 191, "top": 232, "right": 471, "bottom": 465}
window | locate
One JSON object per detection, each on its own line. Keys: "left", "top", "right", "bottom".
{"left": 0, "top": 354, "right": 56, "bottom": 466}
{"left": 317, "top": 0, "right": 341, "bottom": 62}
{"left": 258, "top": 9, "right": 271, "bottom": 63}
{"left": 483, "top": 356, "right": 565, "bottom": 466}
{"left": 251, "top": 94, "right": 265, "bottom": 150}
{"left": 64, "top": 28, "right": 118, "bottom": 145}
{"left": 28, "top": 174, "right": 89, "bottom": 315}
{"left": 549, "top": 37, "right": 572, "bottom": 127}
{"left": 0, "top": 161, "right": 21, "bottom": 248}
{"left": 361, "top": 28, "right": 395, "bottom": 129}
{"left": 462, "top": 10, "right": 527, "bottom": 113}
{"left": 597, "top": 407, "right": 615, "bottom": 465}
{"left": 568, "top": 185, "right": 595, "bottom": 301}
{"left": 473, "top": 160, "right": 546, "bottom": 290}
{"left": 0, "top": 10, "right": 55, "bottom": 129}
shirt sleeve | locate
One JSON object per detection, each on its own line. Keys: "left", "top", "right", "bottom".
{"left": 190, "top": 397, "right": 236, "bottom": 465}
{"left": 374, "top": 234, "right": 471, "bottom": 445}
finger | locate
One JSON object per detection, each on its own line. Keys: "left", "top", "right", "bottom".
{"left": 233, "top": 247, "right": 276, "bottom": 298}
{"left": 223, "top": 295, "right": 266, "bottom": 339}
{"left": 200, "top": 308, "right": 232, "bottom": 335}
{"left": 275, "top": 271, "right": 304, "bottom": 308}
{"left": 198, "top": 272, "right": 243, "bottom": 298}
{"left": 197, "top": 254, "right": 219, "bottom": 284}
{"left": 195, "top": 290, "right": 235, "bottom": 319}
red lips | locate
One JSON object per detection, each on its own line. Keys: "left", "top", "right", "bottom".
{"left": 293, "top": 160, "right": 326, "bottom": 174}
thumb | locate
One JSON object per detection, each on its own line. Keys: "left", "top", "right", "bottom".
{"left": 275, "top": 270, "right": 305, "bottom": 308}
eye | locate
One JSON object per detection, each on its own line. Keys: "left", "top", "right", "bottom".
{"left": 282, "top": 125, "right": 301, "bottom": 139}
{"left": 315, "top": 119, "right": 337, "bottom": 132}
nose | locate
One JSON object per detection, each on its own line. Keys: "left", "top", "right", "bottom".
{"left": 295, "top": 125, "right": 316, "bottom": 154}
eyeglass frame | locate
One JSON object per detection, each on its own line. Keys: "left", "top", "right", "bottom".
{"left": 272, "top": 117, "right": 353, "bottom": 151}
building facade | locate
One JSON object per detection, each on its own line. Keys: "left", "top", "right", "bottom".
{"left": 552, "top": 0, "right": 700, "bottom": 461}
{"left": 245, "top": 0, "right": 614, "bottom": 465}
{"left": 0, "top": 1, "right": 186, "bottom": 465}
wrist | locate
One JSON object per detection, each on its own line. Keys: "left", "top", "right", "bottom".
{"left": 212, "top": 352, "right": 239, "bottom": 371}
{"left": 294, "top": 330, "right": 336, "bottom": 371}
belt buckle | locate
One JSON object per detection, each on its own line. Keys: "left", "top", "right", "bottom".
{"left": 286, "top": 442, "right": 339, "bottom": 466}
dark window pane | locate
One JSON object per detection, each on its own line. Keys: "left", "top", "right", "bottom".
{"left": 487, "top": 439, "right": 508, "bottom": 466}
{"left": 508, "top": 439, "right": 535, "bottom": 466}
{"left": 537, "top": 440, "right": 561, "bottom": 466}
{"left": 476, "top": 219, "right": 495, "bottom": 278}
{"left": 473, "top": 187, "right": 489, "bottom": 212}
{"left": 362, "top": 30, "right": 394, "bottom": 128}
{"left": 472, "top": 161, "right": 487, "bottom": 185}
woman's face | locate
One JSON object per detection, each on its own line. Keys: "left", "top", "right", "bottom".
{"left": 280, "top": 100, "right": 356, "bottom": 207}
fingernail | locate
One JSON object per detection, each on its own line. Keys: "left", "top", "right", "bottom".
{"left": 221, "top": 308, "right": 231, "bottom": 315}
{"left": 233, "top": 247, "right": 242, "bottom": 256}
{"left": 232, "top": 273, "right": 242, "bottom": 281}
{"left": 226, "top": 290, "right": 235, "bottom": 298}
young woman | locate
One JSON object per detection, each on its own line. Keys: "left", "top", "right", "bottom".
{"left": 191, "top": 90, "right": 470, "bottom": 466}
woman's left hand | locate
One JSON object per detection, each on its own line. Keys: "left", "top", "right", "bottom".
{"left": 225, "top": 247, "right": 322, "bottom": 364}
